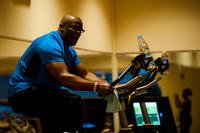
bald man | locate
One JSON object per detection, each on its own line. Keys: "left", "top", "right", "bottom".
{"left": 8, "top": 15, "right": 113, "bottom": 133}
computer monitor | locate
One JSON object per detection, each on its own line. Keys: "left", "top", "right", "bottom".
{"left": 133, "top": 102, "right": 161, "bottom": 126}
{"left": 128, "top": 96, "right": 177, "bottom": 133}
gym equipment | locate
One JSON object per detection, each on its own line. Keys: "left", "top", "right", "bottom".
{"left": 110, "top": 48, "right": 171, "bottom": 133}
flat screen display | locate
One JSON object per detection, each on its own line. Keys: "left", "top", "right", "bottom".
{"left": 133, "top": 102, "right": 161, "bottom": 126}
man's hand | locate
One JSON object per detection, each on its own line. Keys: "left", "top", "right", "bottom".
{"left": 95, "top": 82, "right": 114, "bottom": 96}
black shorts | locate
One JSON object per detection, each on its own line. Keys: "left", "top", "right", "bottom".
{"left": 8, "top": 85, "right": 82, "bottom": 133}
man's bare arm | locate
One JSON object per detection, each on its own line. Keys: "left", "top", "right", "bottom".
{"left": 46, "top": 62, "right": 95, "bottom": 91}
{"left": 46, "top": 62, "right": 113, "bottom": 96}
{"left": 72, "top": 64, "right": 107, "bottom": 83}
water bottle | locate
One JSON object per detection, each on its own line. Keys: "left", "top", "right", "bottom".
{"left": 137, "top": 34, "right": 155, "bottom": 69}
{"left": 137, "top": 34, "right": 151, "bottom": 58}
{"left": 161, "top": 51, "right": 168, "bottom": 61}
{"left": 161, "top": 51, "right": 169, "bottom": 74}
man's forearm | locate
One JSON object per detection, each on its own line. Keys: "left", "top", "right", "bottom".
{"left": 84, "top": 72, "right": 106, "bottom": 83}
{"left": 58, "top": 72, "right": 95, "bottom": 91}
{"left": 57, "top": 72, "right": 112, "bottom": 96}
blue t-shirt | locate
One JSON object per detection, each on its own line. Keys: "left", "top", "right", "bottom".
{"left": 8, "top": 31, "right": 80, "bottom": 97}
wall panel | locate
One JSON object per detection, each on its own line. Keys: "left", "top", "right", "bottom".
{"left": 115, "top": 0, "right": 200, "bottom": 53}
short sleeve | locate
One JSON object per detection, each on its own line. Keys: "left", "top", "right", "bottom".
{"left": 70, "top": 47, "right": 80, "bottom": 66}
{"left": 37, "top": 39, "right": 64, "bottom": 65}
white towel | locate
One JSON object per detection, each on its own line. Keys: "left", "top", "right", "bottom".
{"left": 104, "top": 88, "right": 121, "bottom": 113}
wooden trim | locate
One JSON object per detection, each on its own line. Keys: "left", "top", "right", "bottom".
{"left": 0, "top": 35, "right": 32, "bottom": 43}
{"left": 0, "top": 35, "right": 112, "bottom": 54}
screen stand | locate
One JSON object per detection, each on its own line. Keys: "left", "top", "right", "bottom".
{"left": 119, "top": 98, "right": 133, "bottom": 133}
{"left": 140, "top": 102, "right": 151, "bottom": 124}
{"left": 139, "top": 102, "right": 158, "bottom": 133}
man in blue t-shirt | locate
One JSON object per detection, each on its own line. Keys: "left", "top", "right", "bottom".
{"left": 8, "top": 15, "right": 113, "bottom": 133}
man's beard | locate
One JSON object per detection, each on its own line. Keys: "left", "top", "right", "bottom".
{"left": 64, "top": 38, "right": 77, "bottom": 46}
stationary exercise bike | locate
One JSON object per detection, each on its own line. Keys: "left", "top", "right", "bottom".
{"left": 108, "top": 52, "right": 170, "bottom": 133}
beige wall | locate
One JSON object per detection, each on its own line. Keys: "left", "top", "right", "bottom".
{"left": 0, "top": 0, "right": 63, "bottom": 39}
{"left": 1, "top": 0, "right": 200, "bottom": 56}
{"left": 115, "top": 0, "right": 200, "bottom": 53}
{"left": 1, "top": 0, "right": 200, "bottom": 63}
{"left": 0, "top": 0, "right": 113, "bottom": 56}
{"left": 69, "top": 0, "right": 113, "bottom": 52}
{"left": 169, "top": 52, "right": 200, "bottom": 68}
{"left": 0, "top": 38, "right": 29, "bottom": 57}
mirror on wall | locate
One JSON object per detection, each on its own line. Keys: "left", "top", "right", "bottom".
{"left": 117, "top": 51, "right": 200, "bottom": 70}
{"left": 76, "top": 49, "right": 112, "bottom": 73}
